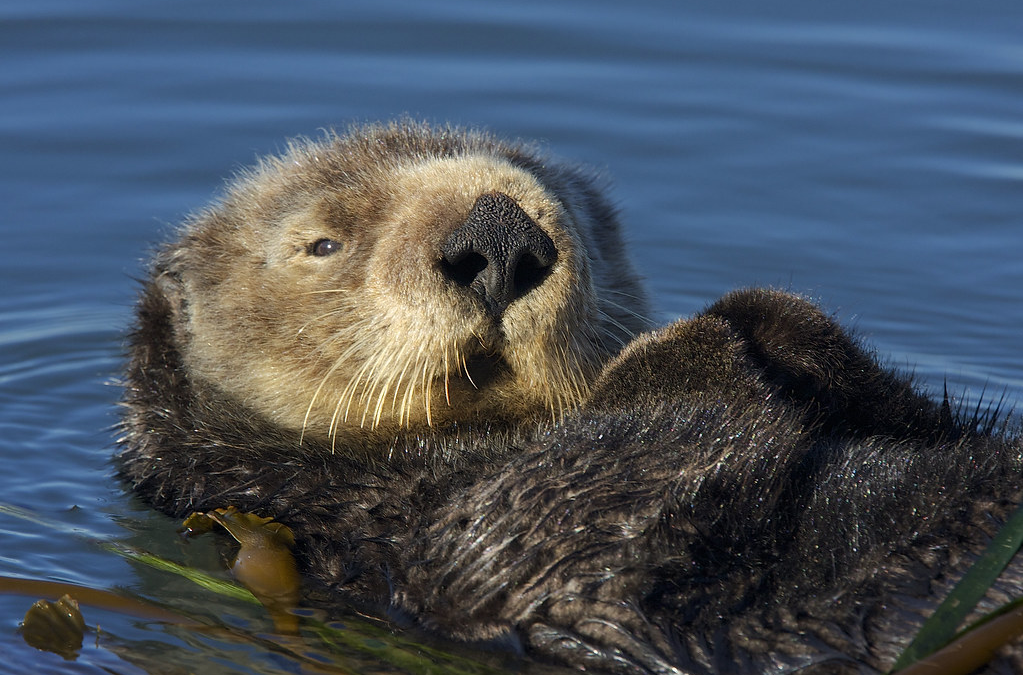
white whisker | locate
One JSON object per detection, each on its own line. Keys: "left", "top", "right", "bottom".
{"left": 298, "top": 308, "right": 344, "bottom": 334}
{"left": 597, "top": 295, "right": 653, "bottom": 326}
{"left": 371, "top": 353, "right": 404, "bottom": 428}
{"left": 462, "top": 352, "right": 478, "bottom": 389}
{"left": 443, "top": 342, "right": 451, "bottom": 406}
{"left": 594, "top": 310, "right": 631, "bottom": 350}
{"left": 339, "top": 349, "right": 381, "bottom": 428}
{"left": 603, "top": 288, "right": 645, "bottom": 302}
{"left": 302, "top": 333, "right": 374, "bottom": 444}
{"left": 388, "top": 355, "right": 414, "bottom": 416}
{"left": 595, "top": 307, "right": 634, "bottom": 337}
{"left": 422, "top": 359, "right": 434, "bottom": 426}
{"left": 398, "top": 369, "right": 417, "bottom": 426}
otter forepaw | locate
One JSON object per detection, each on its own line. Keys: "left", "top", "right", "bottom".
{"left": 704, "top": 288, "right": 948, "bottom": 441}
{"left": 584, "top": 314, "right": 767, "bottom": 413}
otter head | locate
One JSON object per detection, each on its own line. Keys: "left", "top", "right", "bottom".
{"left": 149, "top": 122, "right": 651, "bottom": 446}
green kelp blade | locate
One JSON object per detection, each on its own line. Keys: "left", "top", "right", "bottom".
{"left": 895, "top": 598, "right": 1023, "bottom": 675}
{"left": 891, "top": 501, "right": 1023, "bottom": 672}
{"left": 103, "top": 541, "right": 259, "bottom": 604}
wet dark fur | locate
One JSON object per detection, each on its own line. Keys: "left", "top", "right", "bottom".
{"left": 120, "top": 135, "right": 1023, "bottom": 673}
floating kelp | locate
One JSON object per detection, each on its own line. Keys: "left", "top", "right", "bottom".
{"left": 2, "top": 500, "right": 511, "bottom": 674}
{"left": 182, "top": 507, "right": 301, "bottom": 632}
{"left": 19, "top": 594, "right": 85, "bottom": 660}
{"left": 895, "top": 598, "right": 1023, "bottom": 675}
{"left": 891, "top": 500, "right": 1023, "bottom": 673}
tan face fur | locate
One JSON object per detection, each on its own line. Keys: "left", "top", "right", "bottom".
{"left": 158, "top": 123, "right": 651, "bottom": 445}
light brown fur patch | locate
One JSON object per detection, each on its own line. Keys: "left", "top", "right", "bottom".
{"left": 158, "top": 122, "right": 652, "bottom": 446}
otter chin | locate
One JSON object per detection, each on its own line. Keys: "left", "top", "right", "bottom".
{"left": 120, "top": 122, "right": 1023, "bottom": 674}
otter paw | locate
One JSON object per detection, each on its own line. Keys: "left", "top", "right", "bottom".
{"left": 584, "top": 314, "right": 767, "bottom": 413}
{"left": 704, "top": 288, "right": 947, "bottom": 441}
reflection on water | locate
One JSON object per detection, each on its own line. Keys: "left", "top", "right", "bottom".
{"left": 2, "top": 0, "right": 1021, "bottom": 672}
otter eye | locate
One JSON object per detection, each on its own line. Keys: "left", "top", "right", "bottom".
{"left": 310, "top": 239, "right": 342, "bottom": 257}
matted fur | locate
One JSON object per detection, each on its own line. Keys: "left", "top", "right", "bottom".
{"left": 119, "top": 122, "right": 1023, "bottom": 674}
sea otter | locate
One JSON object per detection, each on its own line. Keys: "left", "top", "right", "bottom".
{"left": 119, "top": 121, "right": 1023, "bottom": 674}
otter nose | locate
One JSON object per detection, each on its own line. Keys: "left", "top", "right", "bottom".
{"left": 439, "top": 191, "right": 557, "bottom": 317}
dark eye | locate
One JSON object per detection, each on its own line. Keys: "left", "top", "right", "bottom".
{"left": 310, "top": 239, "right": 342, "bottom": 257}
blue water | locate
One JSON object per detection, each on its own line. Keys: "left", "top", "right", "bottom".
{"left": 2, "top": 1, "right": 1021, "bottom": 672}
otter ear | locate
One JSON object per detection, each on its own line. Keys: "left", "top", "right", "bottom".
{"left": 128, "top": 263, "right": 189, "bottom": 376}
{"left": 152, "top": 248, "right": 188, "bottom": 318}
{"left": 154, "top": 268, "right": 185, "bottom": 320}
{"left": 134, "top": 248, "right": 190, "bottom": 345}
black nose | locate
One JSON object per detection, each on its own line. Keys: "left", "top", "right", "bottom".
{"left": 439, "top": 192, "right": 557, "bottom": 317}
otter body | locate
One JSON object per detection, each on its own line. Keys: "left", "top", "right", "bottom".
{"left": 119, "top": 122, "right": 1023, "bottom": 674}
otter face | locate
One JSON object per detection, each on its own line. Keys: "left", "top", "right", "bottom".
{"left": 158, "top": 123, "right": 651, "bottom": 444}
